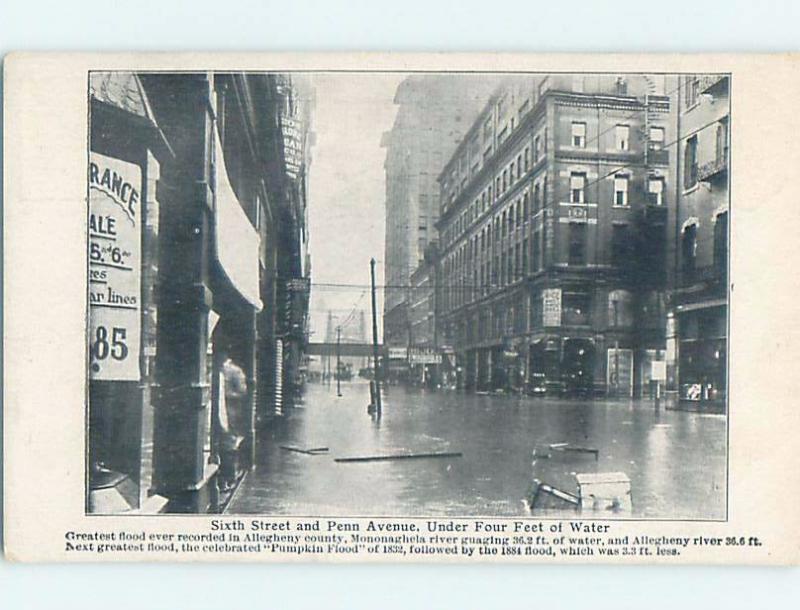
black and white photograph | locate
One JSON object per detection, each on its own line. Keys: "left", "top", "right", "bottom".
{"left": 86, "top": 70, "right": 730, "bottom": 521}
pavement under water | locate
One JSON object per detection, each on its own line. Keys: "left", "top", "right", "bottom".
{"left": 227, "top": 380, "right": 726, "bottom": 519}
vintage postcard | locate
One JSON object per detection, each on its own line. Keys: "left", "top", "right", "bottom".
{"left": 3, "top": 52, "right": 799, "bottom": 563}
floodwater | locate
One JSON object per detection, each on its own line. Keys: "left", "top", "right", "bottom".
{"left": 227, "top": 380, "right": 726, "bottom": 519}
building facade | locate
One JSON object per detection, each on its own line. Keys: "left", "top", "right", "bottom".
{"left": 666, "top": 75, "right": 729, "bottom": 407}
{"left": 87, "top": 72, "right": 312, "bottom": 514}
{"left": 407, "top": 244, "right": 440, "bottom": 385}
{"left": 381, "top": 75, "right": 498, "bottom": 347}
{"left": 436, "top": 74, "right": 673, "bottom": 396}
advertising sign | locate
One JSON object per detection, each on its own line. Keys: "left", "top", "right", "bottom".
{"left": 542, "top": 288, "right": 562, "bottom": 327}
{"left": 409, "top": 347, "right": 441, "bottom": 364}
{"left": 387, "top": 347, "right": 408, "bottom": 360}
{"left": 88, "top": 152, "right": 142, "bottom": 381}
{"left": 651, "top": 360, "right": 667, "bottom": 382}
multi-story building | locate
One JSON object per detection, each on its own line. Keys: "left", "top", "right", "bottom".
{"left": 87, "top": 71, "right": 312, "bottom": 514}
{"left": 407, "top": 244, "right": 440, "bottom": 385}
{"left": 666, "top": 75, "right": 729, "bottom": 407}
{"left": 381, "top": 75, "right": 497, "bottom": 347}
{"left": 436, "top": 74, "right": 673, "bottom": 396}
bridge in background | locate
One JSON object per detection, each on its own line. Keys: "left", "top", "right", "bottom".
{"left": 306, "top": 342, "right": 382, "bottom": 357}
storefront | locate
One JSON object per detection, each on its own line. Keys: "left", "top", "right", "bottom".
{"left": 87, "top": 73, "right": 170, "bottom": 514}
{"left": 676, "top": 302, "right": 727, "bottom": 403}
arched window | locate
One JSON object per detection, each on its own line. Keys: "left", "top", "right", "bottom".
{"left": 681, "top": 222, "right": 698, "bottom": 279}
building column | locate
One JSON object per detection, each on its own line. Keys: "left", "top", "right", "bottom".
{"left": 152, "top": 75, "right": 218, "bottom": 513}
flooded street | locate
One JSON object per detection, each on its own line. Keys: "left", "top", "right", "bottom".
{"left": 228, "top": 381, "right": 726, "bottom": 519}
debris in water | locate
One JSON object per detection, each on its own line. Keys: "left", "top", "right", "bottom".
{"left": 335, "top": 451, "right": 462, "bottom": 463}
{"left": 527, "top": 479, "right": 580, "bottom": 510}
{"left": 575, "top": 471, "right": 632, "bottom": 512}
{"left": 280, "top": 445, "right": 329, "bottom": 455}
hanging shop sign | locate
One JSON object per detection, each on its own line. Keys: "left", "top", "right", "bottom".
{"left": 542, "top": 288, "right": 562, "bottom": 327}
{"left": 88, "top": 152, "right": 142, "bottom": 381}
{"left": 281, "top": 116, "right": 304, "bottom": 180}
{"left": 214, "top": 128, "right": 263, "bottom": 310}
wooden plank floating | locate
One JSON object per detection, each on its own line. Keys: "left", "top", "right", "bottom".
{"left": 549, "top": 444, "right": 599, "bottom": 460}
{"left": 335, "top": 451, "right": 462, "bottom": 463}
{"left": 280, "top": 445, "right": 330, "bottom": 455}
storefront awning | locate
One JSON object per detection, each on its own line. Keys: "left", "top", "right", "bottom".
{"left": 214, "top": 127, "right": 263, "bottom": 311}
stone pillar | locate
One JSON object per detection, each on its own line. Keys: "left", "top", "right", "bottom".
{"left": 152, "top": 74, "right": 218, "bottom": 513}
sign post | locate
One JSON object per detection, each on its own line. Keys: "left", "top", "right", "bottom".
{"left": 651, "top": 360, "right": 667, "bottom": 409}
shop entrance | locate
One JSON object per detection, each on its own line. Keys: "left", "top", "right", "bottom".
{"left": 607, "top": 347, "right": 634, "bottom": 397}
{"left": 562, "top": 338, "right": 596, "bottom": 396}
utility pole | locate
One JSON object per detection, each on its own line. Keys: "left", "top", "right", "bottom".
{"left": 336, "top": 325, "right": 342, "bottom": 397}
{"left": 370, "top": 258, "right": 382, "bottom": 415}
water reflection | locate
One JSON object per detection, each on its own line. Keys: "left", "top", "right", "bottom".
{"left": 228, "top": 381, "right": 726, "bottom": 519}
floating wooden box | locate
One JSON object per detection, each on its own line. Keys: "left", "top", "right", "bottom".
{"left": 575, "top": 472, "right": 632, "bottom": 512}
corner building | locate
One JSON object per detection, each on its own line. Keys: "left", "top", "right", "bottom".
{"left": 436, "top": 74, "right": 673, "bottom": 396}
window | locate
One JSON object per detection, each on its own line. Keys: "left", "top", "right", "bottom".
{"left": 502, "top": 170, "right": 508, "bottom": 191}
{"left": 611, "top": 224, "right": 630, "bottom": 265}
{"left": 524, "top": 147, "right": 530, "bottom": 170}
{"left": 569, "top": 223, "right": 587, "bottom": 265}
{"left": 498, "top": 126, "right": 508, "bottom": 143}
{"left": 649, "top": 126, "right": 665, "bottom": 149}
{"left": 532, "top": 229, "right": 541, "bottom": 271}
{"left": 608, "top": 290, "right": 634, "bottom": 327}
{"left": 572, "top": 122, "right": 586, "bottom": 147}
{"left": 614, "top": 175, "right": 629, "bottom": 206}
{"left": 562, "top": 291, "right": 591, "bottom": 325}
{"left": 684, "top": 76, "right": 699, "bottom": 108}
{"left": 570, "top": 172, "right": 586, "bottom": 203}
{"left": 681, "top": 223, "right": 698, "bottom": 278}
{"left": 615, "top": 76, "right": 628, "bottom": 95}
{"left": 648, "top": 177, "right": 665, "bottom": 205}
{"left": 522, "top": 238, "right": 529, "bottom": 274}
{"left": 533, "top": 183, "right": 541, "bottom": 212}
{"left": 495, "top": 176, "right": 501, "bottom": 197}
{"left": 523, "top": 193, "right": 529, "bottom": 220}
{"left": 533, "top": 135, "right": 541, "bottom": 161}
{"left": 484, "top": 117, "right": 493, "bottom": 140}
{"left": 615, "top": 125, "right": 630, "bottom": 150}
{"left": 716, "top": 119, "right": 729, "bottom": 163}
{"left": 684, "top": 135, "right": 698, "bottom": 189}
{"left": 510, "top": 161, "right": 515, "bottom": 182}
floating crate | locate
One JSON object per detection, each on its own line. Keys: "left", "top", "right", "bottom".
{"left": 575, "top": 472, "right": 632, "bottom": 513}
